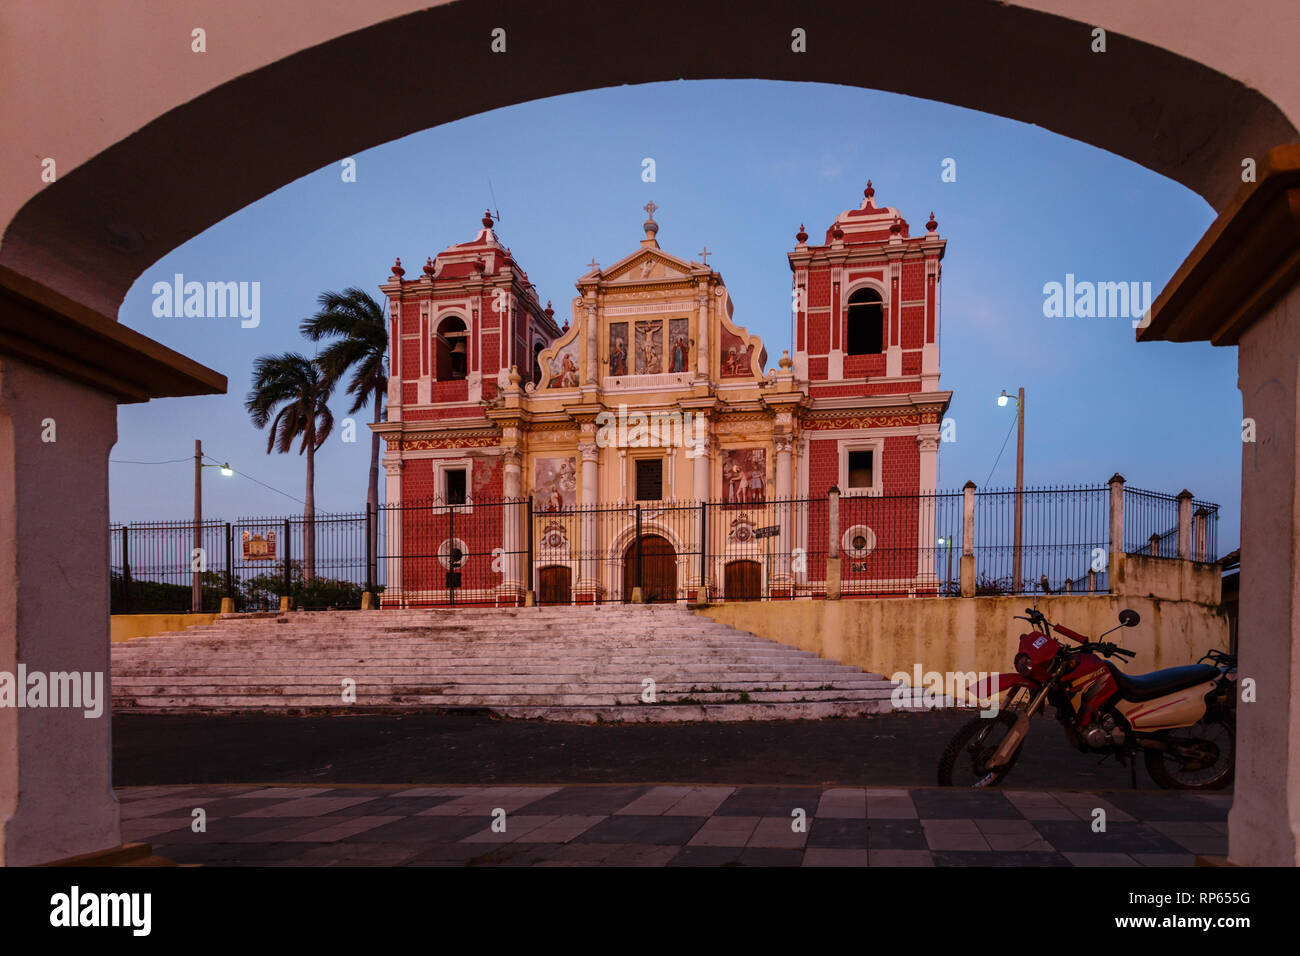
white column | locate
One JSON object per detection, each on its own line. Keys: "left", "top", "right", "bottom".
{"left": 775, "top": 433, "right": 794, "bottom": 591}
{"left": 578, "top": 441, "right": 600, "bottom": 598}
{"left": 0, "top": 359, "right": 120, "bottom": 865}
{"left": 1229, "top": 294, "right": 1300, "bottom": 865}
{"left": 584, "top": 300, "right": 598, "bottom": 386}
{"left": 1176, "top": 489, "right": 1194, "bottom": 560}
{"left": 916, "top": 435, "right": 940, "bottom": 586}
{"left": 383, "top": 458, "right": 403, "bottom": 603}
{"left": 696, "top": 289, "right": 710, "bottom": 380}
{"left": 1108, "top": 472, "right": 1126, "bottom": 587}
{"left": 691, "top": 431, "right": 714, "bottom": 598}
{"left": 501, "top": 447, "right": 523, "bottom": 601}
{"left": 885, "top": 262, "right": 903, "bottom": 378}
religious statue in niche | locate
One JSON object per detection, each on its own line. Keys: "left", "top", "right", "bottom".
{"left": 722, "top": 448, "right": 766, "bottom": 504}
{"left": 669, "top": 318, "right": 689, "bottom": 373}
{"left": 535, "top": 457, "right": 577, "bottom": 512}
{"left": 635, "top": 319, "right": 662, "bottom": 374}
{"left": 609, "top": 322, "right": 629, "bottom": 376}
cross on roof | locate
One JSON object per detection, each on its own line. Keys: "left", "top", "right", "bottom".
{"left": 587, "top": 258, "right": 600, "bottom": 272}
{"left": 643, "top": 200, "right": 659, "bottom": 220}
{"left": 698, "top": 246, "right": 711, "bottom": 265}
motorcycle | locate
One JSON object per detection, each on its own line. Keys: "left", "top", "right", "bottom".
{"left": 937, "top": 605, "right": 1237, "bottom": 790}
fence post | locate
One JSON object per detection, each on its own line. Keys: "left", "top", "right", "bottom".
{"left": 1108, "top": 473, "right": 1126, "bottom": 591}
{"left": 448, "top": 505, "right": 456, "bottom": 607}
{"left": 120, "top": 525, "right": 131, "bottom": 614}
{"left": 524, "top": 497, "right": 536, "bottom": 607}
{"left": 223, "top": 522, "right": 234, "bottom": 614}
{"left": 1149, "top": 532, "right": 1162, "bottom": 558}
{"left": 961, "top": 480, "right": 976, "bottom": 597}
{"left": 697, "top": 501, "right": 708, "bottom": 605}
{"left": 281, "top": 517, "right": 292, "bottom": 612}
{"left": 632, "top": 504, "right": 644, "bottom": 603}
{"left": 1176, "top": 489, "right": 1194, "bottom": 561}
{"left": 1088, "top": 569, "right": 1098, "bottom": 593}
{"left": 1193, "top": 506, "right": 1209, "bottom": 562}
{"left": 365, "top": 504, "right": 374, "bottom": 604}
{"left": 826, "top": 486, "right": 841, "bottom": 600}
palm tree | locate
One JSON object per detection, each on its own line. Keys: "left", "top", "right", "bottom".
{"left": 245, "top": 353, "right": 334, "bottom": 581}
{"left": 300, "top": 288, "right": 388, "bottom": 574}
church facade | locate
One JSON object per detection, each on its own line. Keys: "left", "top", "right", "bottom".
{"left": 374, "top": 183, "right": 951, "bottom": 605}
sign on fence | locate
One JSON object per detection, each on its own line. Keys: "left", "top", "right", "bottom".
{"left": 241, "top": 530, "right": 276, "bottom": 561}
{"left": 754, "top": 525, "right": 780, "bottom": 539}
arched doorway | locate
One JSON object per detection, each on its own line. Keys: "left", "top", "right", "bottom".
{"left": 724, "top": 559, "right": 762, "bottom": 600}
{"left": 538, "top": 565, "right": 571, "bottom": 605}
{"left": 623, "top": 534, "right": 677, "bottom": 603}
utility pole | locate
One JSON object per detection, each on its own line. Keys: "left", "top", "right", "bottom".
{"left": 192, "top": 439, "right": 202, "bottom": 613}
{"left": 1013, "top": 387, "right": 1025, "bottom": 593}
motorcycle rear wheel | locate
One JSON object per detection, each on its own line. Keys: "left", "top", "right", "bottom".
{"left": 937, "top": 710, "right": 1024, "bottom": 788}
{"left": 1143, "top": 709, "right": 1235, "bottom": 790}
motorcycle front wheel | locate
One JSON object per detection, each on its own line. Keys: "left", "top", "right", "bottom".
{"left": 937, "top": 710, "right": 1024, "bottom": 788}
{"left": 1143, "top": 709, "right": 1235, "bottom": 790}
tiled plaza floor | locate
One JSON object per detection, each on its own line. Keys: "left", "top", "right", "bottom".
{"left": 120, "top": 784, "right": 1230, "bottom": 866}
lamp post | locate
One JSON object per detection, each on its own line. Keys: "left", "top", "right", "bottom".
{"left": 192, "top": 439, "right": 233, "bottom": 613}
{"left": 998, "top": 388, "right": 1026, "bottom": 592}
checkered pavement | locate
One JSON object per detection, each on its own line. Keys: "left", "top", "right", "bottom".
{"left": 118, "top": 784, "right": 1230, "bottom": 866}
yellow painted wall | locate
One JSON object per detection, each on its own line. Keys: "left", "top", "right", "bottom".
{"left": 110, "top": 613, "right": 219, "bottom": 643}
{"left": 699, "top": 594, "right": 1229, "bottom": 681}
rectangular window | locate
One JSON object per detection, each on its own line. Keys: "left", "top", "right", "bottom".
{"left": 847, "top": 450, "right": 874, "bottom": 490}
{"left": 635, "top": 459, "right": 663, "bottom": 501}
{"left": 445, "top": 467, "right": 467, "bottom": 505}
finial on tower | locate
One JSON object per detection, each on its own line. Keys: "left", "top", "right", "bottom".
{"left": 642, "top": 199, "right": 660, "bottom": 242}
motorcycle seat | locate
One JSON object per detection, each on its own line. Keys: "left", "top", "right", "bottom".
{"left": 1106, "top": 662, "right": 1221, "bottom": 703}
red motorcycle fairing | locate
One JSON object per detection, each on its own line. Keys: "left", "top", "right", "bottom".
{"left": 1060, "top": 652, "right": 1118, "bottom": 726}
{"left": 970, "top": 672, "right": 1038, "bottom": 702}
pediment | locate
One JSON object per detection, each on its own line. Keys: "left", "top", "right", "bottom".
{"left": 603, "top": 249, "right": 695, "bottom": 283}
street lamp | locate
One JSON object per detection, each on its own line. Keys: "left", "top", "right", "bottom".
{"left": 193, "top": 439, "right": 233, "bottom": 613}
{"left": 997, "top": 388, "right": 1026, "bottom": 592}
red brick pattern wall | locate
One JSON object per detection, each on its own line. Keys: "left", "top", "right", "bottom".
{"left": 844, "top": 353, "right": 886, "bottom": 377}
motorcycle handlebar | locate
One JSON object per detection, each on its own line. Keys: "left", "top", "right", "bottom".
{"left": 1070, "top": 641, "right": 1138, "bottom": 661}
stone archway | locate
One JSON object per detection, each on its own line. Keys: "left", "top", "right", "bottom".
{"left": 5, "top": 1, "right": 1297, "bottom": 318}
{"left": 4, "top": 1, "right": 1300, "bottom": 865}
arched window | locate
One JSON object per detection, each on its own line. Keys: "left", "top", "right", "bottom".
{"left": 846, "top": 288, "right": 884, "bottom": 356}
{"left": 532, "top": 339, "right": 545, "bottom": 386}
{"left": 435, "top": 316, "right": 468, "bottom": 381}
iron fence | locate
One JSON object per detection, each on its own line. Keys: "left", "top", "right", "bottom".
{"left": 973, "top": 485, "right": 1111, "bottom": 595}
{"left": 109, "top": 484, "right": 1223, "bottom": 612}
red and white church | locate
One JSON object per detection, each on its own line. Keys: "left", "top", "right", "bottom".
{"left": 373, "top": 182, "right": 952, "bottom": 604}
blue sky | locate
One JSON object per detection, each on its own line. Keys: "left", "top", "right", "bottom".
{"left": 111, "top": 79, "right": 1239, "bottom": 549}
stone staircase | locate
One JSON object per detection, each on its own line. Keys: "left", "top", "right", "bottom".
{"left": 111, "top": 604, "right": 902, "bottom": 722}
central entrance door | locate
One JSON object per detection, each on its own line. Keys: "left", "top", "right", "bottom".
{"left": 624, "top": 534, "right": 677, "bottom": 603}
{"left": 538, "top": 565, "right": 571, "bottom": 605}
{"left": 724, "top": 559, "right": 762, "bottom": 600}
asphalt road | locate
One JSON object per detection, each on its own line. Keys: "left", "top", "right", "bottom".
{"left": 113, "top": 710, "right": 1176, "bottom": 790}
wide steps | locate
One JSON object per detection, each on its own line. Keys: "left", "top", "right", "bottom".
{"left": 111, "top": 607, "right": 904, "bottom": 722}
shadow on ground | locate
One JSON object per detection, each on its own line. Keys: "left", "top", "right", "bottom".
{"left": 113, "top": 710, "right": 1200, "bottom": 792}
